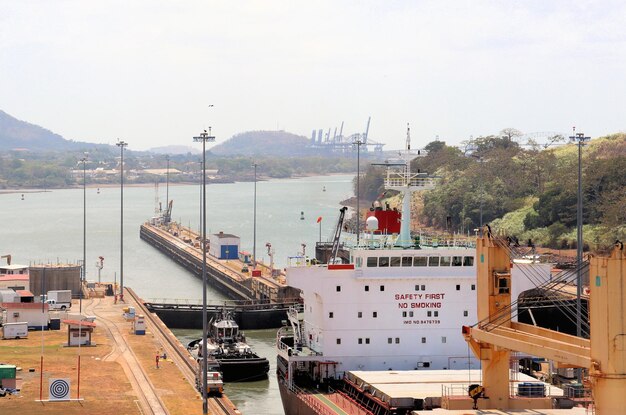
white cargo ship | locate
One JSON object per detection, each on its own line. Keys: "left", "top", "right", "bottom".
{"left": 276, "top": 138, "right": 547, "bottom": 414}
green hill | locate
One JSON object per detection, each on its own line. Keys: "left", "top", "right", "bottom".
{"left": 210, "top": 130, "right": 310, "bottom": 157}
{"left": 0, "top": 110, "right": 95, "bottom": 152}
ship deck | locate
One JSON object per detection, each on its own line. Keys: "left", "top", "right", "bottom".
{"left": 346, "top": 369, "right": 565, "bottom": 408}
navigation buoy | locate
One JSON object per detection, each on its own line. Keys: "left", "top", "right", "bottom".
{"left": 300, "top": 211, "right": 304, "bottom": 220}
{"left": 323, "top": 186, "right": 326, "bottom": 192}
{"left": 97, "top": 188, "right": 100, "bottom": 194}
{"left": 21, "top": 194, "right": 24, "bottom": 200}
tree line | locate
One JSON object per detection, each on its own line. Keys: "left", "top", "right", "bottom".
{"left": 355, "top": 131, "right": 626, "bottom": 251}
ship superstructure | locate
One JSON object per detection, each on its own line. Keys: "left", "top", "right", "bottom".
{"left": 276, "top": 133, "right": 548, "bottom": 414}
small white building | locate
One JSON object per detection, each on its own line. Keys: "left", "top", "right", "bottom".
{"left": 209, "top": 231, "right": 240, "bottom": 260}
{"left": 1, "top": 302, "right": 49, "bottom": 329}
{"left": 0, "top": 289, "right": 18, "bottom": 303}
{"left": 63, "top": 319, "right": 96, "bottom": 346}
{"left": 0, "top": 264, "right": 30, "bottom": 291}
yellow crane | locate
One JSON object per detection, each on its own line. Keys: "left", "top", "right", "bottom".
{"left": 462, "top": 234, "right": 625, "bottom": 414}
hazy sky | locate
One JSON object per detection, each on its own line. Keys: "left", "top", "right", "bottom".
{"left": 1, "top": 1, "right": 625, "bottom": 151}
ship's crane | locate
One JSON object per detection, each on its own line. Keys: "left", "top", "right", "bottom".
{"left": 461, "top": 233, "right": 625, "bottom": 414}
{"left": 330, "top": 207, "right": 348, "bottom": 264}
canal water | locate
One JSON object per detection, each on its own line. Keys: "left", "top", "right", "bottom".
{"left": 0, "top": 174, "right": 353, "bottom": 414}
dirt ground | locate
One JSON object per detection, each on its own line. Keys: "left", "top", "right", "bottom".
{"left": 0, "top": 296, "right": 204, "bottom": 415}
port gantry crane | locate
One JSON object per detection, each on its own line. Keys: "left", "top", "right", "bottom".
{"left": 461, "top": 230, "right": 625, "bottom": 414}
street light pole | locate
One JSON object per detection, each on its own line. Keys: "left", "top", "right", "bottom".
{"left": 116, "top": 140, "right": 128, "bottom": 301}
{"left": 569, "top": 128, "right": 590, "bottom": 381}
{"left": 80, "top": 154, "right": 88, "bottom": 313}
{"left": 353, "top": 138, "right": 364, "bottom": 245}
{"left": 252, "top": 163, "right": 257, "bottom": 269}
{"left": 193, "top": 128, "right": 215, "bottom": 415}
{"left": 165, "top": 155, "right": 170, "bottom": 212}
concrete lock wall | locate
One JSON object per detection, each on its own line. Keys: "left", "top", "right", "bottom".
{"left": 29, "top": 265, "right": 81, "bottom": 297}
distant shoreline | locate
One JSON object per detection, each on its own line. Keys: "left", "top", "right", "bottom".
{"left": 0, "top": 173, "right": 354, "bottom": 194}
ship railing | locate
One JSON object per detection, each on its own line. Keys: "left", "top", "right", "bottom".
{"left": 327, "top": 385, "right": 375, "bottom": 415}
{"left": 346, "top": 233, "right": 476, "bottom": 250}
{"left": 442, "top": 381, "right": 565, "bottom": 399}
{"left": 290, "top": 383, "right": 337, "bottom": 415}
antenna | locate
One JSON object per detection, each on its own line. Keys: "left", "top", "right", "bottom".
{"left": 406, "top": 123, "right": 411, "bottom": 151}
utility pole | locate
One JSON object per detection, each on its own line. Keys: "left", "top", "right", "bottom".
{"left": 193, "top": 127, "right": 215, "bottom": 415}
{"left": 116, "top": 140, "right": 128, "bottom": 301}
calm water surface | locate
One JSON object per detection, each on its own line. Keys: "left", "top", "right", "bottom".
{"left": 0, "top": 174, "right": 353, "bottom": 415}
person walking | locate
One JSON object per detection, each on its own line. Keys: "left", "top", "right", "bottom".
{"left": 156, "top": 352, "right": 160, "bottom": 369}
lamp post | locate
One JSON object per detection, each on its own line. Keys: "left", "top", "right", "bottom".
{"left": 569, "top": 128, "right": 590, "bottom": 382}
{"left": 252, "top": 163, "right": 257, "bottom": 269}
{"left": 353, "top": 137, "right": 364, "bottom": 245}
{"left": 193, "top": 128, "right": 215, "bottom": 415}
{"left": 116, "top": 140, "right": 128, "bottom": 301}
{"left": 165, "top": 155, "right": 170, "bottom": 213}
{"left": 80, "top": 154, "right": 88, "bottom": 313}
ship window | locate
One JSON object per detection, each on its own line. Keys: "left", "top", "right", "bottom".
{"left": 388, "top": 337, "right": 392, "bottom": 344}
{"left": 413, "top": 256, "right": 427, "bottom": 266}
{"left": 401, "top": 257, "right": 412, "bottom": 267}
{"left": 421, "top": 337, "right": 426, "bottom": 343}
{"left": 380, "top": 285, "right": 385, "bottom": 291}
{"left": 421, "top": 285, "right": 426, "bottom": 290}
{"left": 427, "top": 311, "right": 432, "bottom": 317}
{"left": 390, "top": 257, "right": 401, "bottom": 267}
{"left": 442, "top": 337, "right": 447, "bottom": 343}
{"left": 452, "top": 256, "right": 463, "bottom": 266}
{"left": 456, "top": 284, "right": 460, "bottom": 290}
{"left": 364, "top": 285, "right": 369, "bottom": 292}
{"left": 495, "top": 273, "right": 511, "bottom": 294}
{"left": 367, "top": 257, "right": 378, "bottom": 267}
{"left": 422, "top": 362, "right": 430, "bottom": 368}
{"left": 402, "top": 311, "right": 407, "bottom": 317}
{"left": 415, "top": 284, "right": 420, "bottom": 291}
{"left": 355, "top": 257, "right": 363, "bottom": 268}
{"left": 365, "top": 338, "right": 370, "bottom": 344}
{"left": 373, "top": 311, "right": 377, "bottom": 318}
{"left": 464, "top": 310, "right": 468, "bottom": 317}
{"left": 434, "top": 311, "right": 439, "bottom": 317}
{"left": 358, "top": 312, "right": 362, "bottom": 318}
{"left": 395, "top": 337, "right": 400, "bottom": 344}
{"left": 464, "top": 256, "right": 474, "bottom": 266}
{"left": 336, "top": 285, "right": 341, "bottom": 292}
{"left": 409, "top": 311, "right": 414, "bottom": 317}
{"left": 337, "top": 338, "right": 341, "bottom": 345}
{"left": 471, "top": 284, "right": 476, "bottom": 291}
{"left": 440, "top": 256, "right": 451, "bottom": 266}
{"left": 358, "top": 338, "right": 363, "bottom": 344}
{"left": 378, "top": 257, "right": 390, "bottom": 267}
{"left": 329, "top": 312, "right": 334, "bottom": 318}
{"left": 428, "top": 257, "right": 440, "bottom": 266}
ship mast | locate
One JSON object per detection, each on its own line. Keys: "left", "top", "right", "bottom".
{"left": 380, "top": 124, "right": 436, "bottom": 247}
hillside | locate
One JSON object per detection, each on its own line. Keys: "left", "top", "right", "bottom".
{"left": 0, "top": 110, "right": 96, "bottom": 152}
{"left": 210, "top": 130, "right": 310, "bottom": 157}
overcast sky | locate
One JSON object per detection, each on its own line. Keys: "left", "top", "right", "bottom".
{"left": 1, "top": 1, "right": 625, "bottom": 151}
